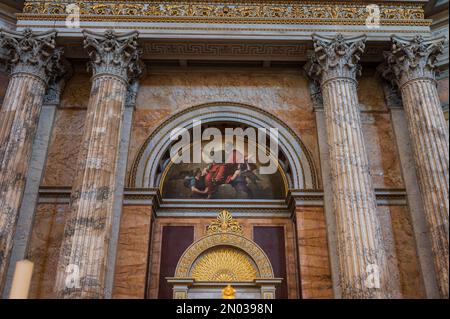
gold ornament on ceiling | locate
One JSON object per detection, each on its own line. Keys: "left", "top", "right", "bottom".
{"left": 191, "top": 247, "right": 257, "bottom": 282}
{"left": 206, "top": 209, "right": 243, "bottom": 235}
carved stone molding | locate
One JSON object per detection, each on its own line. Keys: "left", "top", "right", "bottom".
{"left": 83, "top": 29, "right": 143, "bottom": 83}
{"left": 380, "top": 35, "right": 446, "bottom": 88}
{"left": 0, "top": 28, "right": 64, "bottom": 85}
{"left": 305, "top": 33, "right": 367, "bottom": 85}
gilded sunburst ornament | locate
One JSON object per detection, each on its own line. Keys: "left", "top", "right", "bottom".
{"left": 191, "top": 247, "right": 257, "bottom": 282}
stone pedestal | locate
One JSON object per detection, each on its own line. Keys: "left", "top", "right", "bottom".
{"left": 382, "top": 35, "right": 449, "bottom": 298}
{"left": 306, "top": 34, "right": 390, "bottom": 298}
{"left": 54, "top": 30, "right": 142, "bottom": 298}
{"left": 0, "top": 29, "right": 64, "bottom": 291}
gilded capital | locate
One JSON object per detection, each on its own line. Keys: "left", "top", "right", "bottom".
{"left": 83, "top": 30, "right": 143, "bottom": 83}
{"left": 0, "top": 28, "right": 64, "bottom": 85}
{"left": 305, "top": 33, "right": 367, "bottom": 85}
{"left": 381, "top": 35, "right": 446, "bottom": 88}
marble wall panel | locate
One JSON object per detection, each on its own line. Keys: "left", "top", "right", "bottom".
{"left": 361, "top": 113, "right": 404, "bottom": 188}
{"left": 41, "top": 109, "right": 86, "bottom": 186}
{"left": 59, "top": 72, "right": 91, "bottom": 109}
{"left": 379, "top": 205, "right": 426, "bottom": 298}
{"left": 112, "top": 205, "right": 153, "bottom": 299}
{"left": 295, "top": 206, "right": 333, "bottom": 299}
{"left": 40, "top": 73, "right": 90, "bottom": 186}
{"left": 358, "top": 68, "right": 389, "bottom": 112}
{"left": 27, "top": 204, "right": 69, "bottom": 299}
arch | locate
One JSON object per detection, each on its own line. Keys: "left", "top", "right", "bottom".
{"left": 129, "top": 102, "right": 318, "bottom": 190}
{"left": 174, "top": 232, "right": 274, "bottom": 279}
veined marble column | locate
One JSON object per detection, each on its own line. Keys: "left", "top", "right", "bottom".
{"left": 306, "top": 34, "right": 390, "bottom": 298}
{"left": 381, "top": 35, "right": 449, "bottom": 298}
{"left": 0, "top": 28, "right": 64, "bottom": 291}
{"left": 54, "top": 30, "right": 142, "bottom": 299}
{"left": 2, "top": 74, "right": 72, "bottom": 299}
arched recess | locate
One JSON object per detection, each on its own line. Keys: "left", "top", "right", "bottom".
{"left": 129, "top": 102, "right": 318, "bottom": 190}
{"left": 174, "top": 232, "right": 274, "bottom": 280}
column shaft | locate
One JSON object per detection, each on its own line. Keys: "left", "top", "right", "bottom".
{"left": 0, "top": 74, "right": 45, "bottom": 289}
{"left": 381, "top": 35, "right": 449, "bottom": 298}
{"left": 55, "top": 75, "right": 126, "bottom": 298}
{"left": 0, "top": 29, "right": 63, "bottom": 291}
{"left": 306, "top": 33, "right": 391, "bottom": 298}
{"left": 400, "top": 79, "right": 449, "bottom": 298}
{"left": 54, "top": 30, "right": 142, "bottom": 298}
{"left": 322, "top": 78, "right": 389, "bottom": 298}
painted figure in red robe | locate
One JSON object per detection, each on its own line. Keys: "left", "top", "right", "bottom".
{"left": 204, "top": 149, "right": 243, "bottom": 198}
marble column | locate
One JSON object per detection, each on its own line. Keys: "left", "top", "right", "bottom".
{"left": 2, "top": 74, "right": 71, "bottom": 299}
{"left": 310, "top": 83, "right": 341, "bottom": 298}
{"left": 0, "top": 28, "right": 64, "bottom": 291}
{"left": 305, "top": 34, "right": 390, "bottom": 298}
{"left": 381, "top": 35, "right": 449, "bottom": 298}
{"left": 54, "top": 30, "right": 142, "bottom": 299}
{"left": 104, "top": 81, "right": 139, "bottom": 298}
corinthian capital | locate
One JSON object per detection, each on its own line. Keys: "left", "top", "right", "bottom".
{"left": 305, "top": 33, "right": 367, "bottom": 85}
{"left": 380, "top": 35, "right": 446, "bottom": 88}
{"left": 0, "top": 28, "right": 64, "bottom": 84}
{"left": 83, "top": 30, "right": 143, "bottom": 83}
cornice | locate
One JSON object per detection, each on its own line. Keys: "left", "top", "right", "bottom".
{"left": 37, "top": 186, "right": 407, "bottom": 207}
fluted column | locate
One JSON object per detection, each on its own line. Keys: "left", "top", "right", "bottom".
{"left": 0, "top": 28, "right": 64, "bottom": 291}
{"left": 54, "top": 30, "right": 142, "bottom": 298}
{"left": 306, "top": 34, "right": 390, "bottom": 298}
{"left": 381, "top": 35, "right": 449, "bottom": 298}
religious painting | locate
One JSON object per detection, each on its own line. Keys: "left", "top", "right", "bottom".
{"left": 161, "top": 139, "right": 286, "bottom": 200}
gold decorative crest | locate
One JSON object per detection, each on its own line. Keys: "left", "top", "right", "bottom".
{"left": 206, "top": 210, "right": 243, "bottom": 235}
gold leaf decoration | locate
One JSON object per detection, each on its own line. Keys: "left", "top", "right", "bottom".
{"left": 20, "top": 1, "right": 429, "bottom": 27}
{"left": 206, "top": 210, "right": 243, "bottom": 235}
{"left": 191, "top": 247, "right": 257, "bottom": 281}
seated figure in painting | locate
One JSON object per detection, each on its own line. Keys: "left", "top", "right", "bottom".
{"left": 185, "top": 167, "right": 209, "bottom": 198}
{"left": 167, "top": 148, "right": 284, "bottom": 200}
